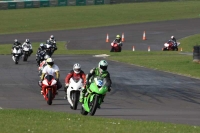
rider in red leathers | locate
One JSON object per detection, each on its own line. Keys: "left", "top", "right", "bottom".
{"left": 64, "top": 63, "right": 86, "bottom": 98}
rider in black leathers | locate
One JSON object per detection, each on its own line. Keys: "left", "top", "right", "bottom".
{"left": 11, "top": 39, "right": 23, "bottom": 56}
{"left": 170, "top": 36, "right": 177, "bottom": 50}
{"left": 36, "top": 43, "right": 46, "bottom": 66}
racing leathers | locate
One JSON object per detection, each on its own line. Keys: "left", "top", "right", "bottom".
{"left": 47, "top": 38, "right": 57, "bottom": 51}
{"left": 64, "top": 70, "right": 86, "bottom": 98}
{"left": 11, "top": 42, "right": 23, "bottom": 56}
{"left": 22, "top": 42, "right": 33, "bottom": 56}
{"left": 36, "top": 48, "right": 46, "bottom": 66}
{"left": 79, "top": 67, "right": 112, "bottom": 105}
{"left": 171, "top": 37, "right": 177, "bottom": 48}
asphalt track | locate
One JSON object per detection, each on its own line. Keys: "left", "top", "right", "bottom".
{"left": 0, "top": 18, "right": 200, "bottom": 126}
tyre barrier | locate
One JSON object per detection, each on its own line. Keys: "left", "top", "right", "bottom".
{"left": 193, "top": 46, "right": 200, "bottom": 62}
{"left": 0, "top": 0, "right": 110, "bottom": 9}
{"left": 0, "top": 0, "right": 178, "bottom": 10}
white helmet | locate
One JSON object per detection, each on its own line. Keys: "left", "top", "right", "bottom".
{"left": 25, "top": 39, "right": 30, "bottom": 43}
{"left": 171, "top": 36, "right": 174, "bottom": 39}
{"left": 46, "top": 58, "right": 54, "bottom": 66}
{"left": 50, "top": 35, "right": 54, "bottom": 40}
{"left": 14, "top": 39, "right": 18, "bottom": 43}
{"left": 98, "top": 60, "right": 108, "bottom": 72}
{"left": 73, "top": 63, "right": 81, "bottom": 74}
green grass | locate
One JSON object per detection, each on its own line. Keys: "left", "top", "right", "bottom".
{"left": 179, "top": 34, "right": 200, "bottom": 52}
{"left": 1, "top": 1, "right": 200, "bottom": 34}
{"left": 0, "top": 109, "right": 199, "bottom": 133}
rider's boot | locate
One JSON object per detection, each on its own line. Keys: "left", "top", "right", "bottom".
{"left": 79, "top": 91, "right": 85, "bottom": 103}
{"left": 64, "top": 86, "right": 68, "bottom": 99}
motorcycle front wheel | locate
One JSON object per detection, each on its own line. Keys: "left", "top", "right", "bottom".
{"left": 89, "top": 95, "right": 99, "bottom": 116}
{"left": 47, "top": 90, "right": 53, "bottom": 105}
{"left": 71, "top": 91, "right": 80, "bottom": 110}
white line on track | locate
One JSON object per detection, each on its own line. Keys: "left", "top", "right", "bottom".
{"left": 0, "top": 107, "right": 3, "bottom": 109}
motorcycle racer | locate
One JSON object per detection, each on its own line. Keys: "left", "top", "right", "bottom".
{"left": 170, "top": 36, "right": 178, "bottom": 49}
{"left": 79, "top": 60, "right": 112, "bottom": 108}
{"left": 46, "top": 35, "right": 57, "bottom": 51}
{"left": 11, "top": 39, "right": 23, "bottom": 56}
{"left": 39, "top": 58, "right": 62, "bottom": 94}
{"left": 64, "top": 63, "right": 86, "bottom": 99}
{"left": 22, "top": 39, "right": 33, "bottom": 56}
{"left": 38, "top": 55, "right": 50, "bottom": 76}
{"left": 110, "top": 35, "right": 123, "bottom": 52}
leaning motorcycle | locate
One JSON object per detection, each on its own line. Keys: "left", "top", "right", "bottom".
{"left": 36, "top": 50, "right": 46, "bottom": 66}
{"left": 12, "top": 46, "right": 22, "bottom": 64}
{"left": 41, "top": 75, "right": 57, "bottom": 105}
{"left": 80, "top": 77, "right": 108, "bottom": 116}
{"left": 163, "top": 40, "right": 180, "bottom": 51}
{"left": 110, "top": 42, "right": 122, "bottom": 52}
{"left": 66, "top": 77, "right": 83, "bottom": 110}
{"left": 22, "top": 45, "right": 30, "bottom": 61}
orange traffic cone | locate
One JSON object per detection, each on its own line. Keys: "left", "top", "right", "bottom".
{"left": 148, "top": 46, "right": 150, "bottom": 52}
{"left": 106, "top": 33, "right": 109, "bottom": 42}
{"left": 143, "top": 31, "right": 146, "bottom": 40}
{"left": 122, "top": 33, "right": 125, "bottom": 42}
{"left": 132, "top": 46, "right": 135, "bottom": 51}
{"left": 180, "top": 48, "right": 183, "bottom": 51}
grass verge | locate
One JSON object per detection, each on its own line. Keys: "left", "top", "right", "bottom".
{"left": 0, "top": 109, "right": 199, "bottom": 133}
{"left": 0, "top": 1, "right": 200, "bottom": 34}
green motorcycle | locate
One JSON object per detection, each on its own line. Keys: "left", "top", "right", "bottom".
{"left": 80, "top": 77, "right": 108, "bottom": 116}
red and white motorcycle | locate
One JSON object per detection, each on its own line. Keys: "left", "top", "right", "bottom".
{"left": 40, "top": 75, "right": 57, "bottom": 105}
{"left": 163, "top": 40, "right": 180, "bottom": 51}
{"left": 110, "top": 42, "right": 122, "bottom": 52}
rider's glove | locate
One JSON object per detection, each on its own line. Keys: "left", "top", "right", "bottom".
{"left": 81, "top": 86, "right": 87, "bottom": 93}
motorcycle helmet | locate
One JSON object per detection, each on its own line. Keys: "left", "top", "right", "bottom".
{"left": 116, "top": 35, "right": 121, "bottom": 42}
{"left": 25, "top": 39, "right": 30, "bottom": 43}
{"left": 73, "top": 63, "right": 81, "bottom": 74}
{"left": 40, "top": 43, "right": 44, "bottom": 48}
{"left": 98, "top": 60, "right": 108, "bottom": 72}
{"left": 50, "top": 35, "right": 54, "bottom": 40}
{"left": 46, "top": 58, "right": 54, "bottom": 67}
{"left": 171, "top": 36, "right": 174, "bottom": 39}
{"left": 14, "top": 39, "right": 18, "bottom": 43}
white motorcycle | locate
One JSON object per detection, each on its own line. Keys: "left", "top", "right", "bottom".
{"left": 12, "top": 46, "right": 22, "bottom": 64}
{"left": 22, "top": 45, "right": 30, "bottom": 61}
{"left": 66, "top": 77, "right": 83, "bottom": 110}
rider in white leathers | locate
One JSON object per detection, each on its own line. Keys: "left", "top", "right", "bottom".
{"left": 22, "top": 39, "right": 33, "bottom": 56}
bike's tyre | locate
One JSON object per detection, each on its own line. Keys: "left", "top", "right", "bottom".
{"left": 175, "top": 48, "right": 178, "bottom": 51}
{"left": 47, "top": 90, "right": 52, "bottom": 105}
{"left": 72, "top": 92, "right": 80, "bottom": 110}
{"left": 23, "top": 55, "right": 27, "bottom": 61}
{"left": 80, "top": 106, "right": 88, "bottom": 115}
{"left": 89, "top": 95, "right": 99, "bottom": 116}
{"left": 15, "top": 58, "right": 18, "bottom": 64}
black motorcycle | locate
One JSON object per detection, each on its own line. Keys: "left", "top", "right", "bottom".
{"left": 36, "top": 50, "right": 46, "bottom": 66}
